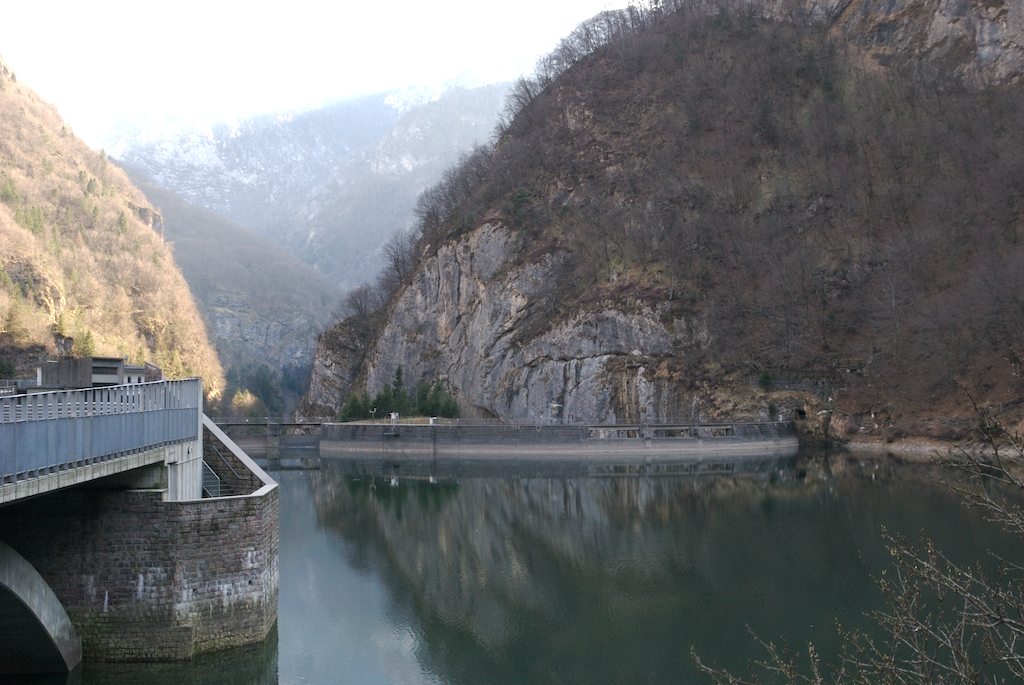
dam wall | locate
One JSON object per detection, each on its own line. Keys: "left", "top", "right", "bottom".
{"left": 319, "top": 421, "right": 799, "bottom": 459}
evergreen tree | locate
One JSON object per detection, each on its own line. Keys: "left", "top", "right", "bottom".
{"left": 428, "top": 380, "right": 460, "bottom": 418}
{"left": 372, "top": 385, "right": 394, "bottom": 415}
{"left": 390, "top": 366, "right": 410, "bottom": 415}
{"left": 339, "top": 392, "right": 370, "bottom": 420}
{"left": 75, "top": 329, "right": 96, "bottom": 357}
{"left": 415, "top": 379, "right": 432, "bottom": 416}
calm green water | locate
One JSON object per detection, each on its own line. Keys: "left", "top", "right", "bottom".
{"left": 56, "top": 450, "right": 1023, "bottom": 684}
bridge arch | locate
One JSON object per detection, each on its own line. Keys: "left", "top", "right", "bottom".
{"left": 0, "top": 540, "right": 82, "bottom": 674}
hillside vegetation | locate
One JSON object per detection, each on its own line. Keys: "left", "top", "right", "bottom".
{"left": 0, "top": 59, "right": 224, "bottom": 394}
{"left": 491, "top": 5, "right": 1024, "bottom": 420}
{"left": 308, "top": 0, "right": 1024, "bottom": 440}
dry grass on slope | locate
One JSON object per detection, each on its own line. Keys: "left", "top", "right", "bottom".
{"left": 0, "top": 60, "right": 223, "bottom": 395}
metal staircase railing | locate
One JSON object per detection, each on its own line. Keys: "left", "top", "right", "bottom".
{"left": 201, "top": 443, "right": 244, "bottom": 497}
{"left": 201, "top": 461, "right": 222, "bottom": 498}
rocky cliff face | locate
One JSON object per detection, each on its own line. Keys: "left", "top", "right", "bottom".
{"left": 306, "top": 220, "right": 760, "bottom": 423}
{"left": 203, "top": 292, "right": 320, "bottom": 368}
{"left": 360, "top": 223, "right": 713, "bottom": 422}
{"left": 827, "top": 0, "right": 1024, "bottom": 86}
{"left": 128, "top": 176, "right": 337, "bottom": 377}
{"left": 668, "top": 0, "right": 1024, "bottom": 87}
{"left": 304, "top": 323, "right": 366, "bottom": 415}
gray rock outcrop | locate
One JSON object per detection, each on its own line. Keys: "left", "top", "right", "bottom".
{"left": 827, "top": 0, "right": 1024, "bottom": 86}
{"left": 354, "top": 223, "right": 711, "bottom": 423}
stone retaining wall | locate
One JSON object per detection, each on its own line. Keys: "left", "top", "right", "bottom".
{"left": 0, "top": 484, "right": 278, "bottom": 661}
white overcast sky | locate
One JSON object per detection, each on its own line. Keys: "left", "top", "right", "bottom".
{"left": 0, "top": 1, "right": 625, "bottom": 148}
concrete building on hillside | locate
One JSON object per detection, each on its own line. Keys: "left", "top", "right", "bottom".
{"left": 36, "top": 357, "right": 163, "bottom": 390}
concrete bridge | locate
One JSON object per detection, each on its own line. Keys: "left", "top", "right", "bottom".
{"left": 0, "top": 380, "right": 278, "bottom": 675}
{"left": 2, "top": 379, "right": 205, "bottom": 506}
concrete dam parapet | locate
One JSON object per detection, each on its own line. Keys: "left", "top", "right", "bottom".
{"left": 319, "top": 421, "right": 799, "bottom": 459}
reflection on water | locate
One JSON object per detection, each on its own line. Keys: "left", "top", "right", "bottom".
{"left": 301, "top": 453, "right": 1021, "bottom": 685}
{"left": 81, "top": 630, "right": 278, "bottom": 685}
{"left": 66, "top": 448, "right": 1023, "bottom": 684}
{"left": 25, "top": 630, "right": 278, "bottom": 685}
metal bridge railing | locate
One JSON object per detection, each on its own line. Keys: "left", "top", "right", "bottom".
{"left": 0, "top": 379, "right": 202, "bottom": 484}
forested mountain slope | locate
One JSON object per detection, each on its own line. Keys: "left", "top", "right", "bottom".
{"left": 0, "top": 59, "right": 224, "bottom": 395}
{"left": 305, "top": 0, "right": 1024, "bottom": 441}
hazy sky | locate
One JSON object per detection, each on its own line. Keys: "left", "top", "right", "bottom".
{"left": 0, "top": 1, "right": 625, "bottom": 148}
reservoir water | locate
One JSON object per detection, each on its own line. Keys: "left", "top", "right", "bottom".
{"left": 57, "top": 447, "right": 1023, "bottom": 684}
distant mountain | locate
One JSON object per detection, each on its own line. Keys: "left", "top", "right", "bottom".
{"left": 112, "top": 95, "right": 397, "bottom": 256}
{"left": 113, "top": 85, "right": 509, "bottom": 287}
{"left": 299, "top": 85, "right": 512, "bottom": 284}
{"left": 0, "top": 59, "right": 224, "bottom": 394}
{"left": 126, "top": 175, "right": 339, "bottom": 412}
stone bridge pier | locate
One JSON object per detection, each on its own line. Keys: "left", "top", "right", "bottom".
{"left": 0, "top": 381, "right": 278, "bottom": 674}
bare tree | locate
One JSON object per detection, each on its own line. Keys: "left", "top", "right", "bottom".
{"left": 379, "top": 229, "right": 419, "bottom": 296}
{"left": 340, "top": 284, "right": 380, "bottom": 322}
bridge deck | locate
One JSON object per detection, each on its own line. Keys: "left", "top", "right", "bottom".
{"left": 0, "top": 380, "right": 201, "bottom": 504}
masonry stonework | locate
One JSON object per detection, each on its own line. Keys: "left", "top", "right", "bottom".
{"left": 0, "top": 485, "right": 278, "bottom": 661}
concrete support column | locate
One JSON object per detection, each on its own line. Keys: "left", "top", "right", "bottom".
{"left": 165, "top": 379, "right": 204, "bottom": 502}
{"left": 165, "top": 442, "right": 203, "bottom": 501}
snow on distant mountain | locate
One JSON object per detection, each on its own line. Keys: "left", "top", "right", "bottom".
{"left": 114, "top": 84, "right": 509, "bottom": 288}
